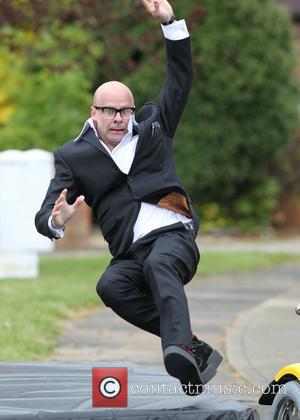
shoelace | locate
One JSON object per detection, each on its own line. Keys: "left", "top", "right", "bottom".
{"left": 190, "top": 340, "right": 205, "bottom": 366}
{"left": 180, "top": 337, "right": 206, "bottom": 366}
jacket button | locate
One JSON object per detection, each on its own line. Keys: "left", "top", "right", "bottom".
{"left": 128, "top": 176, "right": 133, "bottom": 182}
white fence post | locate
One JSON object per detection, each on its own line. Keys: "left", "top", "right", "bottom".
{"left": 0, "top": 149, "right": 54, "bottom": 279}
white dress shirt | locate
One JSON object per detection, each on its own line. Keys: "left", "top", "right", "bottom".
{"left": 49, "top": 20, "right": 193, "bottom": 242}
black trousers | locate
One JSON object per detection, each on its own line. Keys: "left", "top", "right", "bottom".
{"left": 96, "top": 222, "right": 200, "bottom": 350}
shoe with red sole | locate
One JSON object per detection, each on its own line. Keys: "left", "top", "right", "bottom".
{"left": 163, "top": 335, "right": 223, "bottom": 396}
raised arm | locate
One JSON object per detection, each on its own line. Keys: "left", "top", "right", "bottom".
{"left": 142, "top": 0, "right": 194, "bottom": 138}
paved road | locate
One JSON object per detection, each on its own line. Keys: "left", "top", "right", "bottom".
{"left": 49, "top": 258, "right": 300, "bottom": 419}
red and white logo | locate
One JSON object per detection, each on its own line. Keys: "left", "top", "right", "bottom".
{"left": 92, "top": 367, "right": 128, "bottom": 407}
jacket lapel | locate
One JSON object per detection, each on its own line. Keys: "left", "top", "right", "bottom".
{"left": 132, "top": 121, "right": 145, "bottom": 158}
{"left": 81, "top": 127, "right": 111, "bottom": 157}
{"left": 78, "top": 120, "right": 146, "bottom": 160}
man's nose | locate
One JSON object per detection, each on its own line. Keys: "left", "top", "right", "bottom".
{"left": 114, "top": 111, "right": 123, "bottom": 121}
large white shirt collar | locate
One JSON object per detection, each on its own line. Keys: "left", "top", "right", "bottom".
{"left": 73, "top": 116, "right": 137, "bottom": 145}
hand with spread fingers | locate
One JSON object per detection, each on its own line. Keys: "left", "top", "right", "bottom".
{"left": 51, "top": 188, "right": 85, "bottom": 229}
{"left": 141, "top": 0, "right": 173, "bottom": 23}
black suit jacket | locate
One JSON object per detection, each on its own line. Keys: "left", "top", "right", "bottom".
{"left": 35, "top": 36, "right": 199, "bottom": 257}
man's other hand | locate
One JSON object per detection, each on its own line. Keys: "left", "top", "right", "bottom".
{"left": 141, "top": 0, "right": 174, "bottom": 23}
{"left": 51, "top": 188, "right": 85, "bottom": 229}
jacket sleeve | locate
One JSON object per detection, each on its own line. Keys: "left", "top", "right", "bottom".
{"left": 35, "top": 149, "right": 78, "bottom": 240}
{"left": 157, "top": 36, "right": 194, "bottom": 138}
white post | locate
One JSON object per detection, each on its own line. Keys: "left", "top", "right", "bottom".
{"left": 0, "top": 149, "right": 54, "bottom": 279}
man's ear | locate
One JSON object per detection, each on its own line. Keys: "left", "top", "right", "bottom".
{"left": 91, "top": 106, "right": 98, "bottom": 118}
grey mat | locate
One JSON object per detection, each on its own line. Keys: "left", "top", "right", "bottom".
{"left": 0, "top": 362, "right": 259, "bottom": 419}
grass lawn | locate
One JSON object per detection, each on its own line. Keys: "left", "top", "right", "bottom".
{"left": 197, "top": 251, "right": 299, "bottom": 276}
{"left": 0, "top": 251, "right": 298, "bottom": 361}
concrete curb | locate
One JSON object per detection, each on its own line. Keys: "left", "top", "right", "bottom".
{"left": 226, "top": 289, "right": 300, "bottom": 387}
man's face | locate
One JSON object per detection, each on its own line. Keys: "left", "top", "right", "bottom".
{"left": 91, "top": 82, "right": 135, "bottom": 151}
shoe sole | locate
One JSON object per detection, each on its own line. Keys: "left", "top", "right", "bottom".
{"left": 164, "top": 348, "right": 203, "bottom": 396}
{"left": 164, "top": 345, "right": 223, "bottom": 391}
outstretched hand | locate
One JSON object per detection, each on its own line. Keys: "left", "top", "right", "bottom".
{"left": 141, "top": 0, "right": 174, "bottom": 23}
{"left": 51, "top": 188, "right": 85, "bottom": 229}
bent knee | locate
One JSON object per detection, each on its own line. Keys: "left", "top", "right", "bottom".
{"left": 143, "top": 254, "right": 166, "bottom": 278}
{"left": 96, "top": 274, "right": 115, "bottom": 307}
{"left": 143, "top": 253, "right": 193, "bottom": 285}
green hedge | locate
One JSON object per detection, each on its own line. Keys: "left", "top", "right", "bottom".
{"left": 0, "top": 0, "right": 298, "bottom": 229}
{"left": 126, "top": 0, "right": 299, "bottom": 229}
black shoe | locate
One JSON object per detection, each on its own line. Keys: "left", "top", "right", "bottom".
{"left": 190, "top": 334, "right": 223, "bottom": 384}
{"left": 163, "top": 336, "right": 223, "bottom": 396}
{"left": 164, "top": 344, "right": 203, "bottom": 396}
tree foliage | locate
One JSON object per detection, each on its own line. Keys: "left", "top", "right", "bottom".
{"left": 0, "top": 3, "right": 101, "bottom": 150}
{"left": 124, "top": 0, "right": 299, "bottom": 228}
{"left": 0, "top": 0, "right": 298, "bottom": 228}
{"left": 184, "top": 0, "right": 298, "bottom": 228}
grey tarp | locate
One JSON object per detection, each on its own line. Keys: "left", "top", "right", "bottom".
{"left": 0, "top": 362, "right": 259, "bottom": 420}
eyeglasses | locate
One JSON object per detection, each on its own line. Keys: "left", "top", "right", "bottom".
{"left": 93, "top": 106, "right": 135, "bottom": 119}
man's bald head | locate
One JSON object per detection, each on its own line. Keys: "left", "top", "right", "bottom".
{"left": 93, "top": 81, "right": 134, "bottom": 107}
{"left": 91, "top": 81, "right": 135, "bottom": 151}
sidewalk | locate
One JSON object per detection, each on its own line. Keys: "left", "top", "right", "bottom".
{"left": 49, "top": 251, "right": 300, "bottom": 419}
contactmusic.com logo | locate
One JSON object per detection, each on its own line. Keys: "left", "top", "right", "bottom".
{"left": 92, "top": 367, "right": 128, "bottom": 407}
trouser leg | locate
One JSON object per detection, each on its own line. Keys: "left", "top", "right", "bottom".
{"left": 97, "top": 259, "right": 160, "bottom": 337}
{"left": 97, "top": 226, "right": 200, "bottom": 350}
{"left": 143, "top": 230, "right": 200, "bottom": 349}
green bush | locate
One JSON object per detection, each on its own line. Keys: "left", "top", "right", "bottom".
{"left": 125, "top": 0, "right": 299, "bottom": 229}
{"left": 0, "top": 0, "right": 298, "bottom": 229}
{"left": 0, "top": 22, "right": 99, "bottom": 150}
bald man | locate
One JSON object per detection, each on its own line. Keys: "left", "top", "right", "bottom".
{"left": 92, "top": 82, "right": 135, "bottom": 151}
{"left": 35, "top": 0, "right": 223, "bottom": 395}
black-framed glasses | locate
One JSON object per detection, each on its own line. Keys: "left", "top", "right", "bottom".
{"left": 93, "top": 106, "right": 135, "bottom": 119}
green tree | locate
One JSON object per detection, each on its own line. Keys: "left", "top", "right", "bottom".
{"left": 0, "top": 10, "right": 101, "bottom": 150}
{"left": 125, "top": 0, "right": 299, "bottom": 229}
{"left": 0, "top": 0, "right": 298, "bottom": 229}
